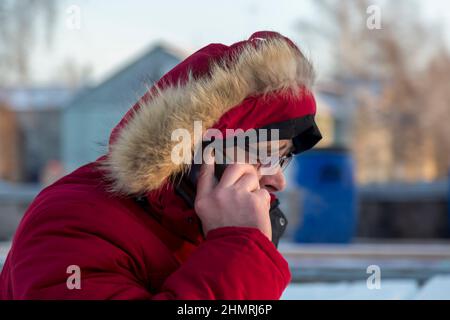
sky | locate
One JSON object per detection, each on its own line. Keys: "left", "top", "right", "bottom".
{"left": 30, "top": 0, "right": 450, "bottom": 86}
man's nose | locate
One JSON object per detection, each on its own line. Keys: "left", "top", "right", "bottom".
{"left": 259, "top": 168, "right": 287, "bottom": 193}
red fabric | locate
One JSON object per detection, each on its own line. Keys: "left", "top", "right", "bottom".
{"left": 0, "top": 160, "right": 289, "bottom": 299}
{"left": 144, "top": 31, "right": 316, "bottom": 249}
{"left": 0, "top": 31, "right": 316, "bottom": 299}
{"left": 210, "top": 91, "right": 316, "bottom": 138}
{"left": 109, "top": 31, "right": 316, "bottom": 145}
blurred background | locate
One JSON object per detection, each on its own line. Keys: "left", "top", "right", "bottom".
{"left": 0, "top": 0, "right": 449, "bottom": 299}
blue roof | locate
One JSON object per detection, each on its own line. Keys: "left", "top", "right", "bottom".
{"left": 65, "top": 43, "right": 184, "bottom": 112}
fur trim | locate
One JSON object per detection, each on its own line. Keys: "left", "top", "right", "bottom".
{"left": 102, "top": 36, "right": 315, "bottom": 195}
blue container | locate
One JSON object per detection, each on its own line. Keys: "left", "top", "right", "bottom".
{"left": 448, "top": 171, "right": 450, "bottom": 235}
{"left": 293, "top": 148, "right": 357, "bottom": 243}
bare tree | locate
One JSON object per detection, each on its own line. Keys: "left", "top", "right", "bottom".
{"left": 297, "top": 0, "right": 450, "bottom": 183}
{"left": 56, "top": 58, "right": 93, "bottom": 89}
{"left": 0, "top": 0, "right": 57, "bottom": 85}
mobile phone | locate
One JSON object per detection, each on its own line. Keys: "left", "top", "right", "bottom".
{"left": 173, "top": 162, "right": 226, "bottom": 208}
{"left": 175, "top": 161, "right": 288, "bottom": 247}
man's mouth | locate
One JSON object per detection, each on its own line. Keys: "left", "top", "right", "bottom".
{"left": 269, "top": 192, "right": 277, "bottom": 204}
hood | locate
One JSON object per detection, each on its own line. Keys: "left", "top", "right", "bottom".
{"left": 102, "top": 31, "right": 321, "bottom": 197}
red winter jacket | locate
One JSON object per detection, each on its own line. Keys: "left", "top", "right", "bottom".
{"left": 0, "top": 31, "right": 320, "bottom": 299}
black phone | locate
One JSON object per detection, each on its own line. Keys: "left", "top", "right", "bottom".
{"left": 175, "top": 161, "right": 288, "bottom": 248}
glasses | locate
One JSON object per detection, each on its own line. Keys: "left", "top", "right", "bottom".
{"left": 206, "top": 137, "right": 295, "bottom": 174}
{"left": 256, "top": 151, "right": 294, "bottom": 172}
{"left": 216, "top": 143, "right": 294, "bottom": 174}
{"left": 242, "top": 141, "right": 294, "bottom": 170}
{"left": 275, "top": 152, "right": 294, "bottom": 171}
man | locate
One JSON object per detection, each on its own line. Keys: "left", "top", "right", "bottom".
{"left": 0, "top": 31, "right": 321, "bottom": 299}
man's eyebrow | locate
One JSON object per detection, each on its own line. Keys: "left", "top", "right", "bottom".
{"left": 279, "top": 143, "right": 288, "bottom": 152}
{"left": 278, "top": 143, "right": 293, "bottom": 156}
{"left": 285, "top": 144, "right": 298, "bottom": 157}
{"left": 266, "top": 142, "right": 292, "bottom": 157}
{"left": 246, "top": 141, "right": 293, "bottom": 156}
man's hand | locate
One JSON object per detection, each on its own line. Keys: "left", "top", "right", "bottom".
{"left": 194, "top": 153, "right": 272, "bottom": 241}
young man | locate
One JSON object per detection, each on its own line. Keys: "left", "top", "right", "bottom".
{"left": 0, "top": 31, "right": 321, "bottom": 299}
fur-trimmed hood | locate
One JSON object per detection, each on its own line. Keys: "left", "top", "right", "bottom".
{"left": 102, "top": 31, "right": 318, "bottom": 196}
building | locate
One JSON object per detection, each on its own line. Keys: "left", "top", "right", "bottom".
{"left": 0, "top": 103, "right": 20, "bottom": 182}
{"left": 62, "top": 43, "right": 184, "bottom": 172}
{"left": 0, "top": 87, "right": 75, "bottom": 183}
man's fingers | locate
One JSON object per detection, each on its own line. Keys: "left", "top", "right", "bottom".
{"left": 218, "top": 163, "right": 258, "bottom": 188}
{"left": 196, "top": 151, "right": 217, "bottom": 196}
{"left": 253, "top": 188, "right": 271, "bottom": 207}
{"left": 234, "top": 172, "right": 260, "bottom": 192}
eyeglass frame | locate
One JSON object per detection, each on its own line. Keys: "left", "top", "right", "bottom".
{"left": 210, "top": 140, "right": 294, "bottom": 173}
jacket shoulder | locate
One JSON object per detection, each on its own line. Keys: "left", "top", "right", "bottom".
{"left": 14, "top": 160, "right": 144, "bottom": 244}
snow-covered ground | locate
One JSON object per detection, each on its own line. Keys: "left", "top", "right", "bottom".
{"left": 282, "top": 277, "right": 450, "bottom": 300}
{"left": 0, "top": 241, "right": 11, "bottom": 268}
{"left": 1, "top": 241, "right": 450, "bottom": 299}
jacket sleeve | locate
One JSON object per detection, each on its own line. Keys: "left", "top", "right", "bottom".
{"left": 154, "top": 226, "right": 291, "bottom": 300}
{"left": 8, "top": 200, "right": 291, "bottom": 300}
